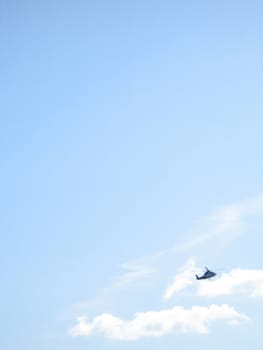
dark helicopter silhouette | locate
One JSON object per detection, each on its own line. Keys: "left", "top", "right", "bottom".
{"left": 195, "top": 267, "right": 216, "bottom": 280}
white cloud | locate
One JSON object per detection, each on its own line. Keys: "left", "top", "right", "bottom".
{"left": 67, "top": 195, "right": 263, "bottom": 326}
{"left": 108, "top": 196, "right": 263, "bottom": 302}
{"left": 175, "top": 195, "right": 263, "bottom": 253}
{"left": 116, "top": 262, "right": 156, "bottom": 288}
{"left": 67, "top": 262, "right": 156, "bottom": 317}
{"left": 198, "top": 269, "right": 263, "bottom": 298}
{"left": 164, "top": 265, "right": 263, "bottom": 300}
{"left": 121, "top": 196, "right": 263, "bottom": 290}
{"left": 164, "top": 258, "right": 197, "bottom": 299}
{"left": 163, "top": 196, "right": 263, "bottom": 300}
{"left": 70, "top": 304, "right": 249, "bottom": 340}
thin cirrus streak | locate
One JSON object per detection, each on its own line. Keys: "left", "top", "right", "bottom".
{"left": 173, "top": 195, "right": 263, "bottom": 254}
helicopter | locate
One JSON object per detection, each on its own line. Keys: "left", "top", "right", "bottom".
{"left": 195, "top": 267, "right": 216, "bottom": 280}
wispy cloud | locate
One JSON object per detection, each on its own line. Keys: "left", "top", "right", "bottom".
{"left": 174, "top": 195, "right": 263, "bottom": 253}
{"left": 123, "top": 196, "right": 263, "bottom": 280}
{"left": 164, "top": 258, "right": 197, "bottom": 299}
{"left": 67, "top": 261, "right": 156, "bottom": 318}
{"left": 115, "top": 262, "right": 156, "bottom": 288}
{"left": 70, "top": 304, "right": 249, "bottom": 340}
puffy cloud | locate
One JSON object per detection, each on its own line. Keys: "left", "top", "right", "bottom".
{"left": 164, "top": 264, "right": 263, "bottom": 299}
{"left": 198, "top": 269, "right": 263, "bottom": 298}
{"left": 70, "top": 304, "right": 249, "bottom": 341}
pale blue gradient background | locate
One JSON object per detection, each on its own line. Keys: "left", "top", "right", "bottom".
{"left": 0, "top": 1, "right": 262, "bottom": 349}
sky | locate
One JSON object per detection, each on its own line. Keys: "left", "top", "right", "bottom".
{"left": 0, "top": 0, "right": 263, "bottom": 349}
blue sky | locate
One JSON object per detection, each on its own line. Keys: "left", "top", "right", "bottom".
{"left": 1, "top": 1, "right": 263, "bottom": 349}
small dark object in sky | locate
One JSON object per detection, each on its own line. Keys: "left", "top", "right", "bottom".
{"left": 195, "top": 267, "right": 216, "bottom": 280}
